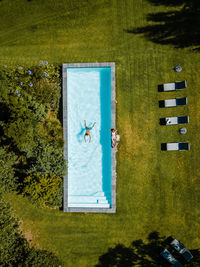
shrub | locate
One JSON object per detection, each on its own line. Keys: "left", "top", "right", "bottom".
{"left": 40, "top": 114, "right": 64, "bottom": 148}
{"left": 24, "top": 248, "right": 61, "bottom": 267}
{"left": 23, "top": 173, "right": 63, "bottom": 207}
{"left": 0, "top": 194, "right": 61, "bottom": 266}
{"left": 0, "top": 148, "right": 18, "bottom": 190}
{"left": 0, "top": 63, "right": 61, "bottom": 111}
{"left": 27, "top": 137, "right": 66, "bottom": 178}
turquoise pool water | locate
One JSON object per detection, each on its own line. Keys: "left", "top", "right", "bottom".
{"left": 67, "top": 67, "right": 111, "bottom": 208}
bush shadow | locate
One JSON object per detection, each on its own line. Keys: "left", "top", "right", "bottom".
{"left": 57, "top": 84, "right": 63, "bottom": 127}
{"left": 96, "top": 231, "right": 200, "bottom": 266}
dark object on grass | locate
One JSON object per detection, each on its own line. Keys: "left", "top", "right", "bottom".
{"left": 159, "top": 97, "right": 187, "bottom": 108}
{"left": 158, "top": 80, "right": 186, "bottom": 92}
{"left": 160, "top": 249, "right": 183, "bottom": 266}
{"left": 170, "top": 239, "right": 193, "bottom": 262}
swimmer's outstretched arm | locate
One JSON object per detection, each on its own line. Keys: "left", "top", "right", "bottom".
{"left": 90, "top": 122, "right": 96, "bottom": 129}
{"left": 84, "top": 120, "right": 87, "bottom": 128}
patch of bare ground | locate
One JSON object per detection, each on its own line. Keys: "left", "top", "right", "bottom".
{"left": 18, "top": 219, "right": 40, "bottom": 249}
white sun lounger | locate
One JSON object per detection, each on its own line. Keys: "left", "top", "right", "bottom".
{"left": 170, "top": 239, "right": 193, "bottom": 263}
{"left": 160, "top": 249, "right": 183, "bottom": 266}
{"left": 160, "top": 116, "right": 189, "bottom": 125}
{"left": 159, "top": 80, "right": 187, "bottom": 92}
{"left": 159, "top": 97, "right": 188, "bottom": 108}
{"left": 161, "top": 142, "right": 190, "bottom": 151}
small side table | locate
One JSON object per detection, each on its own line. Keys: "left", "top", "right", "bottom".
{"left": 175, "top": 65, "right": 182, "bottom": 72}
{"left": 179, "top": 127, "right": 187, "bottom": 134}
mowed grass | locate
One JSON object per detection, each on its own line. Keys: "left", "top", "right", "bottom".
{"left": 2, "top": 0, "right": 200, "bottom": 266}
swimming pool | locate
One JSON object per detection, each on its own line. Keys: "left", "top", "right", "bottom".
{"left": 63, "top": 63, "right": 116, "bottom": 213}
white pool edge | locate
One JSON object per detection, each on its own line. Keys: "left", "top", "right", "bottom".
{"left": 62, "top": 62, "right": 116, "bottom": 213}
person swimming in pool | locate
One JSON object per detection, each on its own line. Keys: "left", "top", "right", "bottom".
{"left": 84, "top": 120, "right": 96, "bottom": 142}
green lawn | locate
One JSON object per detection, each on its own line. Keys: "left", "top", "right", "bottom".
{"left": 2, "top": 0, "right": 200, "bottom": 266}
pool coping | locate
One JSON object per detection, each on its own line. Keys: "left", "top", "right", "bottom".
{"left": 62, "top": 62, "right": 116, "bottom": 213}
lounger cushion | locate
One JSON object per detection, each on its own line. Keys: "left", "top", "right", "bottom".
{"left": 178, "top": 143, "right": 190, "bottom": 151}
{"left": 167, "top": 143, "right": 179, "bottom": 151}
{"left": 165, "top": 99, "right": 176, "bottom": 107}
{"left": 176, "top": 98, "right": 187, "bottom": 106}
{"left": 163, "top": 83, "right": 175, "bottom": 91}
{"left": 166, "top": 117, "right": 178, "bottom": 125}
{"left": 177, "top": 116, "right": 189, "bottom": 124}
{"left": 175, "top": 80, "right": 187, "bottom": 90}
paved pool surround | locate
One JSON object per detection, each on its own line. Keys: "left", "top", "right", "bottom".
{"left": 63, "top": 62, "right": 116, "bottom": 213}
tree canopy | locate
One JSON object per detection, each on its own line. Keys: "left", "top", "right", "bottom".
{"left": 0, "top": 63, "right": 65, "bottom": 208}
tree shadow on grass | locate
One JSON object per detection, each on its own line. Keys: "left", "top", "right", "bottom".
{"left": 125, "top": 0, "right": 200, "bottom": 51}
{"left": 146, "top": 0, "right": 187, "bottom": 7}
{"left": 96, "top": 231, "right": 200, "bottom": 267}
